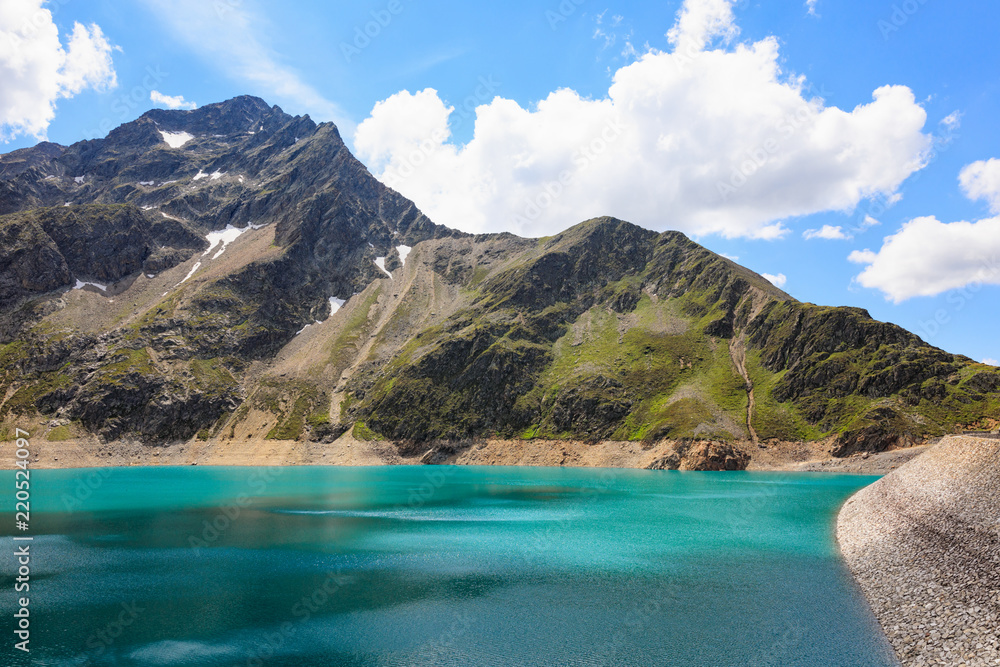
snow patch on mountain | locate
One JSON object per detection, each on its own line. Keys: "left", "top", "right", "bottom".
{"left": 204, "top": 225, "right": 247, "bottom": 259}
{"left": 396, "top": 245, "right": 411, "bottom": 267}
{"left": 159, "top": 130, "right": 194, "bottom": 148}
{"left": 73, "top": 278, "right": 107, "bottom": 291}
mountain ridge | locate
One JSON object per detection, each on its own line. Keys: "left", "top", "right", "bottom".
{"left": 1, "top": 96, "right": 998, "bottom": 469}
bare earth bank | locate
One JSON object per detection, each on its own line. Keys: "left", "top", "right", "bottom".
{"left": 8, "top": 429, "right": 933, "bottom": 474}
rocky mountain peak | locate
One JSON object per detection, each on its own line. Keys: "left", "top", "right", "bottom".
{"left": 0, "top": 142, "right": 67, "bottom": 180}
{"left": 142, "top": 95, "right": 299, "bottom": 138}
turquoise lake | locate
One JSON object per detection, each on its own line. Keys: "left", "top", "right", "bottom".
{"left": 0, "top": 465, "right": 898, "bottom": 666}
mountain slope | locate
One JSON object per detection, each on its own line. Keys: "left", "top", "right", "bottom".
{"left": 0, "top": 96, "right": 453, "bottom": 442}
{"left": 307, "top": 217, "right": 998, "bottom": 454}
{"left": 1, "top": 97, "right": 998, "bottom": 465}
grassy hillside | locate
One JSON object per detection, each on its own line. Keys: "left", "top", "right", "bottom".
{"left": 308, "top": 218, "right": 1000, "bottom": 451}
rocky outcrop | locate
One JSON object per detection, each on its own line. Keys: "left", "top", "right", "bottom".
{"left": 0, "top": 204, "right": 203, "bottom": 307}
{"left": 0, "top": 216, "right": 72, "bottom": 300}
{"left": 546, "top": 375, "right": 634, "bottom": 438}
{"left": 0, "top": 142, "right": 65, "bottom": 180}
{"left": 831, "top": 417, "right": 922, "bottom": 457}
{"left": 646, "top": 440, "right": 751, "bottom": 471}
{"left": 838, "top": 435, "right": 1000, "bottom": 666}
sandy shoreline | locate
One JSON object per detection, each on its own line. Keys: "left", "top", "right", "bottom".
{"left": 838, "top": 435, "right": 1000, "bottom": 666}
{"left": 3, "top": 428, "right": 934, "bottom": 474}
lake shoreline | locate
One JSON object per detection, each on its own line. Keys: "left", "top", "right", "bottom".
{"left": 6, "top": 428, "right": 932, "bottom": 474}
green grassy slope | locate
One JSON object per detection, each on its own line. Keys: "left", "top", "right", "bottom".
{"left": 337, "top": 218, "right": 1000, "bottom": 452}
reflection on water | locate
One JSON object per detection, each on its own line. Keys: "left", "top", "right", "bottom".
{"left": 0, "top": 466, "right": 898, "bottom": 666}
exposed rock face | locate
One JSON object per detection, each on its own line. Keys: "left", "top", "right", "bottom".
{"left": 0, "top": 204, "right": 206, "bottom": 307}
{"left": 0, "top": 216, "right": 71, "bottom": 300}
{"left": 1, "top": 95, "right": 999, "bottom": 453}
{"left": 838, "top": 435, "right": 1000, "bottom": 666}
{"left": 0, "top": 142, "right": 65, "bottom": 180}
{"left": 647, "top": 440, "right": 751, "bottom": 471}
{"left": 831, "top": 421, "right": 920, "bottom": 458}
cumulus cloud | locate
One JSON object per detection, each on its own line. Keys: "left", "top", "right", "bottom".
{"left": 849, "top": 215, "right": 1000, "bottom": 303}
{"left": 762, "top": 273, "right": 787, "bottom": 288}
{"left": 983, "top": 358, "right": 999, "bottom": 366}
{"left": 150, "top": 90, "right": 196, "bottom": 110}
{"left": 959, "top": 159, "right": 1000, "bottom": 213}
{"left": 847, "top": 249, "right": 877, "bottom": 265}
{"left": 141, "top": 0, "right": 351, "bottom": 132}
{"left": 666, "top": 0, "right": 739, "bottom": 53}
{"left": 0, "top": 0, "right": 117, "bottom": 140}
{"left": 851, "top": 160, "right": 1000, "bottom": 302}
{"left": 355, "top": 0, "right": 932, "bottom": 239}
{"left": 803, "top": 225, "right": 851, "bottom": 240}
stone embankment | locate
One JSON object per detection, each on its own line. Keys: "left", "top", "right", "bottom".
{"left": 838, "top": 435, "right": 1000, "bottom": 666}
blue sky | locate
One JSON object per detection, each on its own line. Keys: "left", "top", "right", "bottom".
{"left": 1, "top": 0, "right": 999, "bottom": 364}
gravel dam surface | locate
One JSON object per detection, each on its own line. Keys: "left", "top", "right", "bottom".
{"left": 838, "top": 435, "right": 1000, "bottom": 666}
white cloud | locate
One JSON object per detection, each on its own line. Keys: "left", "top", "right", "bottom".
{"left": 803, "top": 224, "right": 851, "bottom": 240}
{"left": 982, "top": 358, "right": 998, "bottom": 366}
{"left": 762, "top": 272, "right": 787, "bottom": 288}
{"left": 141, "top": 0, "right": 351, "bottom": 133}
{"left": 150, "top": 90, "right": 196, "bottom": 110}
{"left": 862, "top": 215, "right": 880, "bottom": 228}
{"left": 354, "top": 89, "right": 451, "bottom": 167}
{"left": 0, "top": 0, "right": 117, "bottom": 140}
{"left": 940, "top": 110, "right": 962, "bottom": 131}
{"left": 850, "top": 215, "right": 1000, "bottom": 302}
{"left": 959, "top": 158, "right": 1000, "bottom": 214}
{"left": 847, "top": 249, "right": 878, "bottom": 265}
{"left": 666, "top": 0, "right": 739, "bottom": 53}
{"left": 355, "top": 0, "right": 932, "bottom": 239}
{"left": 852, "top": 159, "right": 1000, "bottom": 302}
{"left": 806, "top": 0, "right": 819, "bottom": 16}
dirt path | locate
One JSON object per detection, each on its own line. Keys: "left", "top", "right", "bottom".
{"left": 729, "top": 334, "right": 759, "bottom": 444}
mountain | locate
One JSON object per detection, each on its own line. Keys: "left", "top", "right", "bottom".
{"left": 2, "top": 96, "right": 998, "bottom": 468}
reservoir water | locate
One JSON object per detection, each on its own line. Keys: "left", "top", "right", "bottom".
{"left": 0, "top": 465, "right": 897, "bottom": 666}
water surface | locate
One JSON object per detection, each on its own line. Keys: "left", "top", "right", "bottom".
{"left": 0, "top": 465, "right": 897, "bottom": 666}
